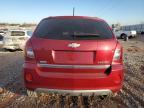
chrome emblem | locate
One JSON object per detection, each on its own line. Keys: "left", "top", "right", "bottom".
{"left": 68, "top": 43, "right": 80, "bottom": 48}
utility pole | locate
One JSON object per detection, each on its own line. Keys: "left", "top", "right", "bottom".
{"left": 73, "top": 7, "right": 75, "bottom": 16}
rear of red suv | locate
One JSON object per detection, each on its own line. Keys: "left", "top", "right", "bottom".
{"left": 23, "top": 16, "right": 124, "bottom": 96}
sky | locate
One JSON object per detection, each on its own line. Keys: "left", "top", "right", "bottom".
{"left": 0, "top": 0, "right": 144, "bottom": 25}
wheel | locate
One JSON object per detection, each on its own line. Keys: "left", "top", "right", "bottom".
{"left": 27, "top": 89, "right": 38, "bottom": 97}
{"left": 123, "top": 34, "right": 128, "bottom": 41}
{"left": 141, "top": 32, "right": 144, "bottom": 35}
{"left": 120, "top": 34, "right": 126, "bottom": 39}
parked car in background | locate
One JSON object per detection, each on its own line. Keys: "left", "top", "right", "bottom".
{"left": 121, "top": 24, "right": 144, "bottom": 34}
{"left": 0, "top": 34, "right": 4, "bottom": 48}
{"left": 113, "top": 28, "right": 137, "bottom": 39}
{"left": 23, "top": 16, "right": 124, "bottom": 97}
{"left": 3, "top": 30, "right": 33, "bottom": 51}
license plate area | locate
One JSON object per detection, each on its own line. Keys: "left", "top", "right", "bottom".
{"left": 53, "top": 51, "right": 94, "bottom": 65}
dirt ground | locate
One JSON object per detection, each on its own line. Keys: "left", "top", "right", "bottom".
{"left": 0, "top": 35, "right": 144, "bottom": 108}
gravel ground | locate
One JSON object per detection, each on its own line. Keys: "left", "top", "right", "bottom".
{"left": 0, "top": 35, "right": 144, "bottom": 108}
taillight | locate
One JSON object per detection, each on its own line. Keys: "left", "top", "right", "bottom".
{"left": 25, "top": 72, "right": 33, "bottom": 82}
{"left": 112, "top": 42, "right": 122, "bottom": 64}
{"left": 113, "top": 48, "right": 121, "bottom": 60}
{"left": 25, "top": 40, "right": 35, "bottom": 62}
{"left": 26, "top": 48, "right": 35, "bottom": 58}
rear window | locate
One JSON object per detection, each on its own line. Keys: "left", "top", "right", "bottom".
{"left": 34, "top": 18, "right": 113, "bottom": 40}
{"left": 11, "top": 31, "right": 25, "bottom": 36}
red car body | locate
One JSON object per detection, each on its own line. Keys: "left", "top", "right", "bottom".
{"left": 23, "top": 16, "right": 124, "bottom": 96}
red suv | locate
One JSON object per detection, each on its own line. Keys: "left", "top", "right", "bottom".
{"left": 23, "top": 16, "right": 124, "bottom": 96}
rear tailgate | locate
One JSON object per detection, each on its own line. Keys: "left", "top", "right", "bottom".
{"left": 31, "top": 37, "right": 98, "bottom": 65}
{"left": 31, "top": 37, "right": 117, "bottom": 67}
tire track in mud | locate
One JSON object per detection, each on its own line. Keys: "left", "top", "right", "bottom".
{"left": 120, "top": 39, "right": 144, "bottom": 108}
{"left": 125, "top": 73, "right": 144, "bottom": 92}
{"left": 0, "top": 93, "right": 19, "bottom": 108}
{"left": 118, "top": 89, "right": 141, "bottom": 107}
{"left": 0, "top": 52, "right": 24, "bottom": 87}
{"left": 0, "top": 77, "right": 23, "bottom": 108}
{"left": 111, "top": 95, "right": 127, "bottom": 108}
{"left": 125, "top": 68, "right": 144, "bottom": 82}
{"left": 121, "top": 85, "right": 144, "bottom": 107}
{"left": 0, "top": 52, "right": 24, "bottom": 108}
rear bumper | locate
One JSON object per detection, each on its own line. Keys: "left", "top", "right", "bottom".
{"left": 23, "top": 62, "right": 124, "bottom": 95}
{"left": 37, "top": 63, "right": 110, "bottom": 69}
{"left": 36, "top": 88, "right": 112, "bottom": 96}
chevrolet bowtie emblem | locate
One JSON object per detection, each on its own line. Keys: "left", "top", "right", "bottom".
{"left": 68, "top": 43, "right": 80, "bottom": 48}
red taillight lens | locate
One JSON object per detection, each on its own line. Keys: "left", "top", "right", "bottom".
{"left": 26, "top": 48, "right": 35, "bottom": 59}
{"left": 25, "top": 40, "right": 35, "bottom": 61}
{"left": 112, "top": 42, "right": 122, "bottom": 64}
{"left": 25, "top": 73, "right": 33, "bottom": 82}
{"left": 113, "top": 48, "right": 121, "bottom": 60}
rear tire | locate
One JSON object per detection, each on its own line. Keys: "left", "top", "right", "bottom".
{"left": 141, "top": 32, "right": 144, "bottom": 35}
{"left": 123, "top": 34, "right": 128, "bottom": 41}
{"left": 120, "top": 34, "right": 126, "bottom": 39}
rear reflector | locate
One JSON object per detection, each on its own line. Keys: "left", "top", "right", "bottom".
{"left": 25, "top": 73, "right": 33, "bottom": 82}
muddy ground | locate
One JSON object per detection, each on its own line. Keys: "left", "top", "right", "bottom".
{"left": 0, "top": 35, "right": 144, "bottom": 108}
